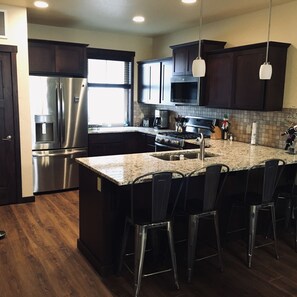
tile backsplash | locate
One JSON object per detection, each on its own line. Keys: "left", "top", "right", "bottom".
{"left": 134, "top": 103, "right": 297, "bottom": 150}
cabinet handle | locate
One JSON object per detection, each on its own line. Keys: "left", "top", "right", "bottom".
{"left": 161, "top": 65, "right": 165, "bottom": 101}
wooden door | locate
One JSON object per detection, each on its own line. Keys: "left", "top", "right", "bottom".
{"left": 0, "top": 45, "right": 21, "bottom": 205}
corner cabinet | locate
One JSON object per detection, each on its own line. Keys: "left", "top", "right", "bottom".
{"left": 28, "top": 39, "right": 88, "bottom": 77}
{"left": 137, "top": 57, "right": 173, "bottom": 105}
{"left": 170, "top": 40, "right": 226, "bottom": 77}
{"left": 204, "top": 42, "right": 290, "bottom": 111}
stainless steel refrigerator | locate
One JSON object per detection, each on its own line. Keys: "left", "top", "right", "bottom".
{"left": 29, "top": 76, "right": 88, "bottom": 193}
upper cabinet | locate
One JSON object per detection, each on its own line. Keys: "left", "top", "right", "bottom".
{"left": 137, "top": 57, "right": 173, "bottom": 105}
{"left": 170, "top": 40, "right": 226, "bottom": 77}
{"left": 28, "top": 39, "right": 88, "bottom": 77}
{"left": 204, "top": 42, "right": 290, "bottom": 111}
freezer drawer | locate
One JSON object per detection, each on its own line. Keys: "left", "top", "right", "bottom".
{"left": 32, "top": 148, "right": 88, "bottom": 194}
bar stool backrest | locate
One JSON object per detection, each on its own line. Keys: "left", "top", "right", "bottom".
{"left": 187, "top": 164, "right": 229, "bottom": 212}
{"left": 245, "top": 159, "right": 285, "bottom": 204}
{"left": 131, "top": 171, "right": 185, "bottom": 224}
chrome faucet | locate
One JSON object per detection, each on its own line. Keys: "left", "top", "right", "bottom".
{"left": 198, "top": 133, "right": 205, "bottom": 160}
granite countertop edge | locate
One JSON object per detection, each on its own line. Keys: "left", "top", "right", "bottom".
{"left": 77, "top": 140, "right": 297, "bottom": 186}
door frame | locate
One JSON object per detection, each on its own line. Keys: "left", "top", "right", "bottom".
{"left": 0, "top": 44, "right": 22, "bottom": 203}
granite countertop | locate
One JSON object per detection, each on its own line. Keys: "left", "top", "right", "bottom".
{"left": 88, "top": 126, "right": 174, "bottom": 135}
{"left": 76, "top": 140, "right": 297, "bottom": 186}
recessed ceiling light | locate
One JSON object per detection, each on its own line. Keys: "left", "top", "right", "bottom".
{"left": 34, "top": 1, "right": 49, "bottom": 8}
{"left": 181, "top": 0, "right": 197, "bottom": 3}
{"left": 133, "top": 16, "right": 145, "bottom": 23}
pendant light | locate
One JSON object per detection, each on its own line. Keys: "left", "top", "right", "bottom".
{"left": 259, "top": 0, "right": 273, "bottom": 80}
{"left": 192, "top": 0, "right": 206, "bottom": 77}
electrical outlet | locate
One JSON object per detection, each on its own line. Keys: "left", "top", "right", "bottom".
{"left": 97, "top": 177, "right": 101, "bottom": 192}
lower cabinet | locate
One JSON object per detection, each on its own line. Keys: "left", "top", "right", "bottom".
{"left": 88, "top": 132, "right": 156, "bottom": 156}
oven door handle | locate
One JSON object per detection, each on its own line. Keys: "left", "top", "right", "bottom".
{"left": 155, "top": 142, "right": 181, "bottom": 151}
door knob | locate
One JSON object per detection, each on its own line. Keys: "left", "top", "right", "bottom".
{"left": 2, "top": 135, "right": 12, "bottom": 141}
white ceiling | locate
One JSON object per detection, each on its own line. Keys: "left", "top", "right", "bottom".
{"left": 2, "top": 0, "right": 295, "bottom": 37}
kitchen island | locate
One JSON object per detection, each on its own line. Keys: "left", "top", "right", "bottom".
{"left": 76, "top": 140, "right": 297, "bottom": 276}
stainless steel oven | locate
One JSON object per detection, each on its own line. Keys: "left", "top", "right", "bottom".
{"left": 154, "top": 116, "right": 217, "bottom": 152}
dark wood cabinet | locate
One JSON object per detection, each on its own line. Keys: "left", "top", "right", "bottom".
{"left": 137, "top": 57, "right": 172, "bottom": 105}
{"left": 28, "top": 39, "right": 88, "bottom": 77}
{"left": 88, "top": 133, "right": 125, "bottom": 157}
{"left": 88, "top": 132, "right": 151, "bottom": 157}
{"left": 205, "top": 42, "right": 290, "bottom": 111}
{"left": 139, "top": 133, "right": 156, "bottom": 152}
{"left": 170, "top": 40, "right": 226, "bottom": 77}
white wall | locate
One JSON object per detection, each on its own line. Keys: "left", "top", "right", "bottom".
{"left": 153, "top": 0, "right": 297, "bottom": 108}
{"left": 0, "top": 5, "right": 33, "bottom": 198}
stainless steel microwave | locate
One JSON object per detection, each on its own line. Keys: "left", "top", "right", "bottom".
{"left": 170, "top": 76, "right": 200, "bottom": 105}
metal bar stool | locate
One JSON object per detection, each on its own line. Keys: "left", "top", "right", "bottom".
{"left": 276, "top": 168, "right": 297, "bottom": 252}
{"left": 185, "top": 164, "right": 229, "bottom": 283}
{"left": 229, "top": 159, "right": 285, "bottom": 268}
{"left": 117, "top": 171, "right": 185, "bottom": 297}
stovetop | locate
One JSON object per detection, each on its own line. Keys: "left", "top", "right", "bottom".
{"left": 158, "top": 131, "right": 199, "bottom": 140}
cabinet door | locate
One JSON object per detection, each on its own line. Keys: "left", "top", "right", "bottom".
{"left": 55, "top": 45, "right": 86, "bottom": 77}
{"left": 138, "top": 62, "right": 160, "bottom": 104}
{"left": 160, "top": 59, "right": 172, "bottom": 105}
{"left": 187, "top": 45, "right": 199, "bottom": 75}
{"left": 233, "top": 50, "right": 265, "bottom": 110}
{"left": 28, "top": 42, "right": 56, "bottom": 74}
{"left": 150, "top": 62, "right": 161, "bottom": 104}
{"left": 172, "top": 47, "right": 188, "bottom": 76}
{"left": 205, "top": 52, "right": 234, "bottom": 108}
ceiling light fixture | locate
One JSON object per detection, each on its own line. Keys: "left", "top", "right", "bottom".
{"left": 192, "top": 0, "right": 205, "bottom": 77}
{"left": 34, "top": 1, "right": 49, "bottom": 8}
{"left": 133, "top": 16, "right": 145, "bottom": 23}
{"left": 181, "top": 0, "right": 197, "bottom": 4}
{"left": 259, "top": 0, "right": 272, "bottom": 80}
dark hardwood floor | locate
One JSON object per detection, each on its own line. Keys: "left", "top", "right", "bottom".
{"left": 1, "top": 190, "right": 297, "bottom": 297}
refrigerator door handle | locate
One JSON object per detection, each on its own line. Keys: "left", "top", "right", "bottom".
{"left": 60, "top": 82, "right": 65, "bottom": 145}
{"left": 32, "top": 149, "right": 87, "bottom": 158}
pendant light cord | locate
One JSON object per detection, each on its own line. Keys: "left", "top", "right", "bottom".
{"left": 265, "top": 0, "right": 272, "bottom": 63}
{"left": 198, "top": 0, "right": 203, "bottom": 59}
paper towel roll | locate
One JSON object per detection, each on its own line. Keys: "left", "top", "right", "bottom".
{"left": 251, "top": 122, "right": 257, "bottom": 145}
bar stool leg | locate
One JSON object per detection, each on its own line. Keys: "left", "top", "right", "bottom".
{"left": 0, "top": 230, "right": 5, "bottom": 240}
{"left": 134, "top": 225, "right": 147, "bottom": 297}
{"left": 294, "top": 207, "right": 297, "bottom": 253}
{"left": 270, "top": 204, "right": 279, "bottom": 260}
{"left": 248, "top": 205, "right": 258, "bottom": 268}
{"left": 187, "top": 215, "right": 199, "bottom": 283}
{"left": 214, "top": 212, "right": 223, "bottom": 272}
{"left": 167, "top": 221, "right": 179, "bottom": 289}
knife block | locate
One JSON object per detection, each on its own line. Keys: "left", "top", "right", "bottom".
{"left": 211, "top": 126, "right": 222, "bottom": 140}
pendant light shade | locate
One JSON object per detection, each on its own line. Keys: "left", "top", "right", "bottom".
{"left": 259, "top": 0, "right": 273, "bottom": 80}
{"left": 259, "top": 62, "right": 272, "bottom": 80}
{"left": 192, "top": 58, "right": 206, "bottom": 77}
{"left": 192, "top": 0, "right": 205, "bottom": 77}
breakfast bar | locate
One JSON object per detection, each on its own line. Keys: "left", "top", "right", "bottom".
{"left": 76, "top": 140, "right": 297, "bottom": 276}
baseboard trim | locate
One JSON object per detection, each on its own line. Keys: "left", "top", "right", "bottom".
{"left": 19, "top": 195, "right": 35, "bottom": 203}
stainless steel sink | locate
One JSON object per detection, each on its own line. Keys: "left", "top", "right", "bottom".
{"left": 151, "top": 151, "right": 218, "bottom": 161}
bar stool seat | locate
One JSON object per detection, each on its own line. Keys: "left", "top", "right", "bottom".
{"left": 184, "top": 164, "right": 229, "bottom": 282}
{"left": 117, "top": 170, "right": 185, "bottom": 297}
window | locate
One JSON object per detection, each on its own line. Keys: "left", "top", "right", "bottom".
{"left": 87, "top": 48, "right": 135, "bottom": 127}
